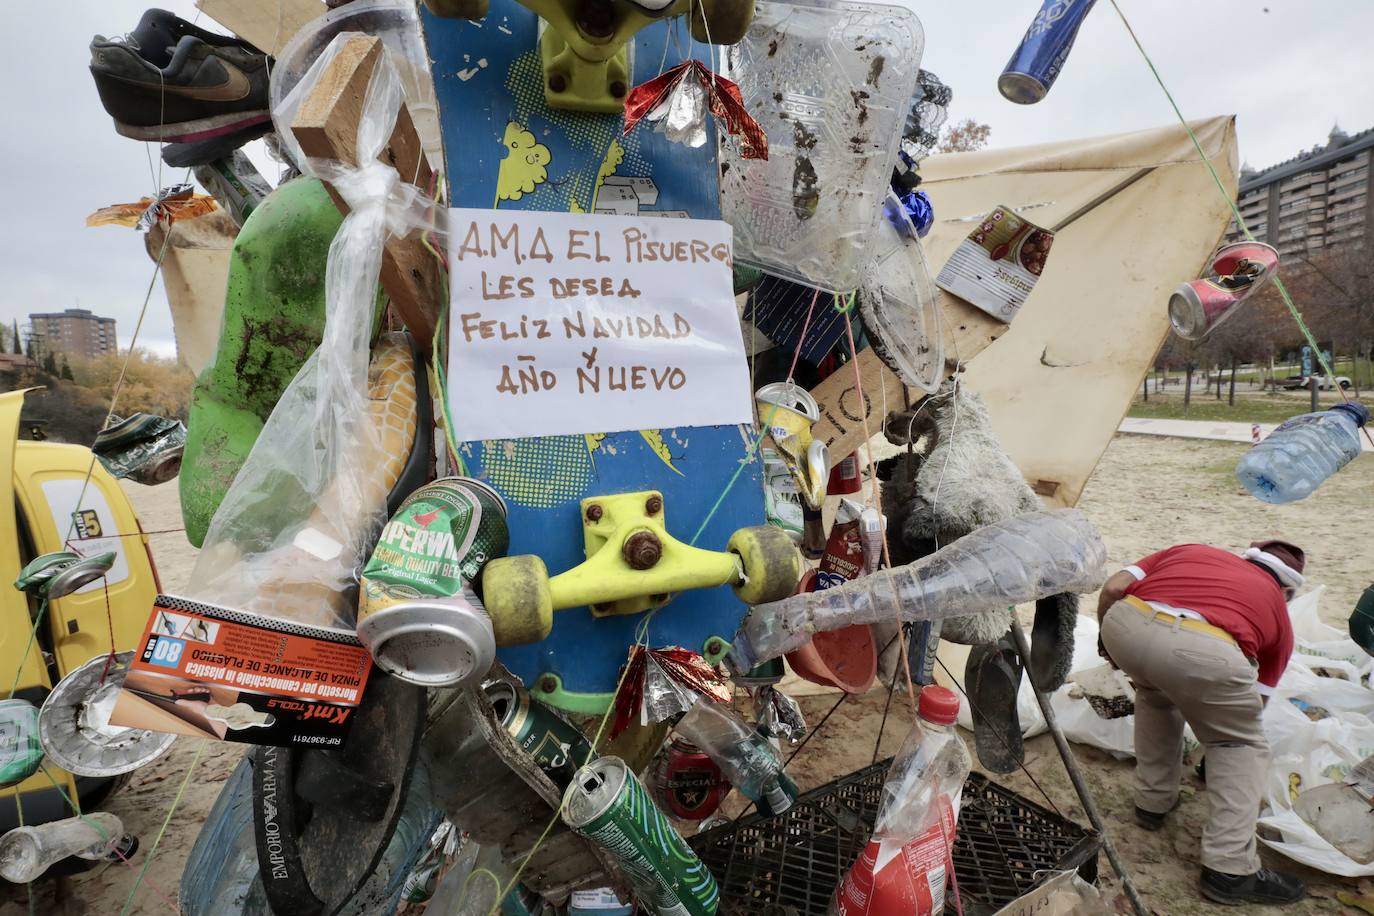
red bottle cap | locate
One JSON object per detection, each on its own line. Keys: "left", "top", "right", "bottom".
{"left": 918, "top": 686, "right": 959, "bottom": 725}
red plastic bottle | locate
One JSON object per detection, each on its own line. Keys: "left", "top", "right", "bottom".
{"left": 833, "top": 686, "right": 970, "bottom": 916}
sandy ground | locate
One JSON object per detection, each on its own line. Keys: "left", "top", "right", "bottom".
{"left": 3, "top": 434, "right": 1369, "bottom": 915}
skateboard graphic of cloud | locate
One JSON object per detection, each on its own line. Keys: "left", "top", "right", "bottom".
{"left": 496, "top": 122, "right": 552, "bottom": 203}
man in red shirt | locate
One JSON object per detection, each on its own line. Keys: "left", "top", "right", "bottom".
{"left": 1097, "top": 539, "right": 1307, "bottom": 907}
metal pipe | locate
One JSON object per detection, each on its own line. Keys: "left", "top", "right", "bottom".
{"left": 1006, "top": 619, "right": 1149, "bottom": 916}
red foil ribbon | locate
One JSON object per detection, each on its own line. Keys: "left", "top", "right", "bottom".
{"left": 610, "top": 645, "right": 733, "bottom": 738}
{"left": 623, "top": 60, "right": 769, "bottom": 160}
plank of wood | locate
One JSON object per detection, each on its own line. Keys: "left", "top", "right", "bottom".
{"left": 289, "top": 35, "right": 441, "bottom": 353}
{"left": 940, "top": 291, "right": 1009, "bottom": 367}
{"left": 196, "top": 0, "right": 325, "bottom": 54}
{"left": 809, "top": 293, "right": 1007, "bottom": 466}
{"left": 809, "top": 348, "right": 905, "bottom": 465}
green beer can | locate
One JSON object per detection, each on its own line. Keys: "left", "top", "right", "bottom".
{"left": 485, "top": 679, "right": 593, "bottom": 784}
{"left": 358, "top": 477, "right": 509, "bottom": 688}
{"left": 562, "top": 756, "right": 719, "bottom": 916}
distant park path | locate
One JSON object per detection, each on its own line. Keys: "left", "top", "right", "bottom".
{"left": 1120, "top": 416, "right": 1374, "bottom": 452}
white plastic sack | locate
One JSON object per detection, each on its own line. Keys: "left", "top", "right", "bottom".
{"left": 1256, "top": 589, "right": 1374, "bottom": 876}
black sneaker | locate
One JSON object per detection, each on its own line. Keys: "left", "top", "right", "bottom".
{"left": 160, "top": 120, "right": 272, "bottom": 167}
{"left": 90, "top": 9, "right": 272, "bottom": 142}
{"left": 1133, "top": 797, "right": 1179, "bottom": 831}
{"left": 1200, "top": 866, "right": 1306, "bottom": 906}
{"left": 1134, "top": 805, "right": 1168, "bottom": 831}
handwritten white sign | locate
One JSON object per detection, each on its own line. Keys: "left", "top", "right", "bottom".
{"left": 445, "top": 208, "right": 753, "bottom": 441}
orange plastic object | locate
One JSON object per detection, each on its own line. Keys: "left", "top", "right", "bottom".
{"left": 784, "top": 569, "right": 878, "bottom": 693}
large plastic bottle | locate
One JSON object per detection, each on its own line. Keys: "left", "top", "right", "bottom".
{"left": 1236, "top": 401, "right": 1367, "bottom": 503}
{"left": 0, "top": 812, "right": 129, "bottom": 883}
{"left": 674, "top": 701, "right": 797, "bottom": 816}
{"left": 729, "top": 509, "right": 1106, "bottom": 671}
{"left": 833, "top": 687, "right": 970, "bottom": 916}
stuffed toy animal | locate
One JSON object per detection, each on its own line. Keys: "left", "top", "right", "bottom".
{"left": 876, "top": 381, "right": 1079, "bottom": 771}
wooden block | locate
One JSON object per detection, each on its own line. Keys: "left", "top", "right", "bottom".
{"left": 808, "top": 292, "right": 1007, "bottom": 467}
{"left": 940, "top": 291, "right": 1009, "bottom": 367}
{"left": 809, "top": 348, "right": 906, "bottom": 465}
{"left": 290, "top": 35, "right": 442, "bottom": 354}
{"left": 196, "top": 0, "right": 326, "bottom": 54}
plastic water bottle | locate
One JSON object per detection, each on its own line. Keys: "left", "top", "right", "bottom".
{"left": 729, "top": 510, "right": 1107, "bottom": 671}
{"left": 674, "top": 701, "right": 797, "bottom": 816}
{"left": 1236, "top": 401, "right": 1367, "bottom": 503}
{"left": 833, "top": 686, "right": 970, "bottom": 915}
{"left": 0, "top": 813, "right": 129, "bottom": 883}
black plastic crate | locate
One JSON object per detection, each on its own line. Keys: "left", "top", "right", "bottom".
{"left": 690, "top": 759, "right": 1100, "bottom": 916}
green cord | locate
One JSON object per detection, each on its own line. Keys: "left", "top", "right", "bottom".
{"left": 1107, "top": 0, "right": 1343, "bottom": 385}
{"left": 6, "top": 600, "right": 48, "bottom": 701}
{"left": 119, "top": 740, "right": 207, "bottom": 916}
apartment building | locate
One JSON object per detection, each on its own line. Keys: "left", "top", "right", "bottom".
{"left": 1225, "top": 125, "right": 1374, "bottom": 258}
{"left": 27, "top": 308, "right": 117, "bottom": 361}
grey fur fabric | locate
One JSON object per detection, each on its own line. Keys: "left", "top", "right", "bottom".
{"left": 878, "top": 382, "right": 1077, "bottom": 687}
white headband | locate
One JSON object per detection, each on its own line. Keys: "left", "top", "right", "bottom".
{"left": 1243, "top": 547, "right": 1305, "bottom": 588}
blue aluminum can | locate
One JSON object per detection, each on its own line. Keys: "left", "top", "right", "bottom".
{"left": 999, "top": 0, "right": 1098, "bottom": 104}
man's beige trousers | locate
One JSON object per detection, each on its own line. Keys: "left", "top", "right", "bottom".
{"left": 1101, "top": 599, "right": 1268, "bottom": 875}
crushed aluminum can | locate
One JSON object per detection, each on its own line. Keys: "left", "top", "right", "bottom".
{"left": 753, "top": 686, "right": 807, "bottom": 744}
{"left": 91, "top": 413, "right": 186, "bottom": 485}
{"left": 357, "top": 478, "right": 508, "bottom": 688}
{"left": 0, "top": 700, "right": 43, "bottom": 788}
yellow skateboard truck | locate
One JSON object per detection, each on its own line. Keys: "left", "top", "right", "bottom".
{"left": 482, "top": 490, "right": 801, "bottom": 645}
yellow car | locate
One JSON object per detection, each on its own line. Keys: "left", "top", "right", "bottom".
{"left": 0, "top": 389, "right": 158, "bottom": 833}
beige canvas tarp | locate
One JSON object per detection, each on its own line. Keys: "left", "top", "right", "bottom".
{"left": 936, "top": 115, "right": 1239, "bottom": 507}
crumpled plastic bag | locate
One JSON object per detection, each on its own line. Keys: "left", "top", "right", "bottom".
{"left": 189, "top": 34, "right": 433, "bottom": 628}
{"left": 1255, "top": 591, "right": 1374, "bottom": 877}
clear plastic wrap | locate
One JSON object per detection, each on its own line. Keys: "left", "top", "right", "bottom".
{"left": 190, "top": 36, "right": 434, "bottom": 628}
{"left": 730, "top": 509, "right": 1107, "bottom": 670}
{"left": 720, "top": 0, "right": 925, "bottom": 292}
{"left": 269, "top": 0, "right": 442, "bottom": 170}
{"left": 857, "top": 192, "right": 944, "bottom": 393}
{"left": 675, "top": 700, "right": 795, "bottom": 815}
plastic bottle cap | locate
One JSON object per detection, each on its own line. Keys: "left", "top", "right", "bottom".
{"left": 918, "top": 685, "right": 960, "bottom": 725}
{"left": 1332, "top": 401, "right": 1369, "bottom": 427}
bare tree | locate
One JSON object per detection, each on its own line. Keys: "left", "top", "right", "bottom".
{"left": 937, "top": 119, "right": 992, "bottom": 153}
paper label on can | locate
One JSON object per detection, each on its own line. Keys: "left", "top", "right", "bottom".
{"left": 936, "top": 206, "right": 1054, "bottom": 323}
{"left": 109, "top": 594, "right": 372, "bottom": 748}
{"left": 570, "top": 888, "right": 633, "bottom": 911}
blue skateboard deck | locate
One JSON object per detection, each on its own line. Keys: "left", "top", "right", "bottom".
{"left": 422, "top": 2, "right": 763, "bottom": 713}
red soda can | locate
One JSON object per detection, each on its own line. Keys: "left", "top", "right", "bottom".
{"left": 652, "top": 738, "right": 730, "bottom": 821}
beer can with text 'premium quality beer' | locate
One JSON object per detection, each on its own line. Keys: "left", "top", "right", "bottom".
{"left": 357, "top": 477, "right": 509, "bottom": 688}
{"left": 562, "top": 757, "right": 719, "bottom": 916}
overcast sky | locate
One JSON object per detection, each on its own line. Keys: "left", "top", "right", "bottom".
{"left": 6, "top": 0, "right": 1374, "bottom": 361}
